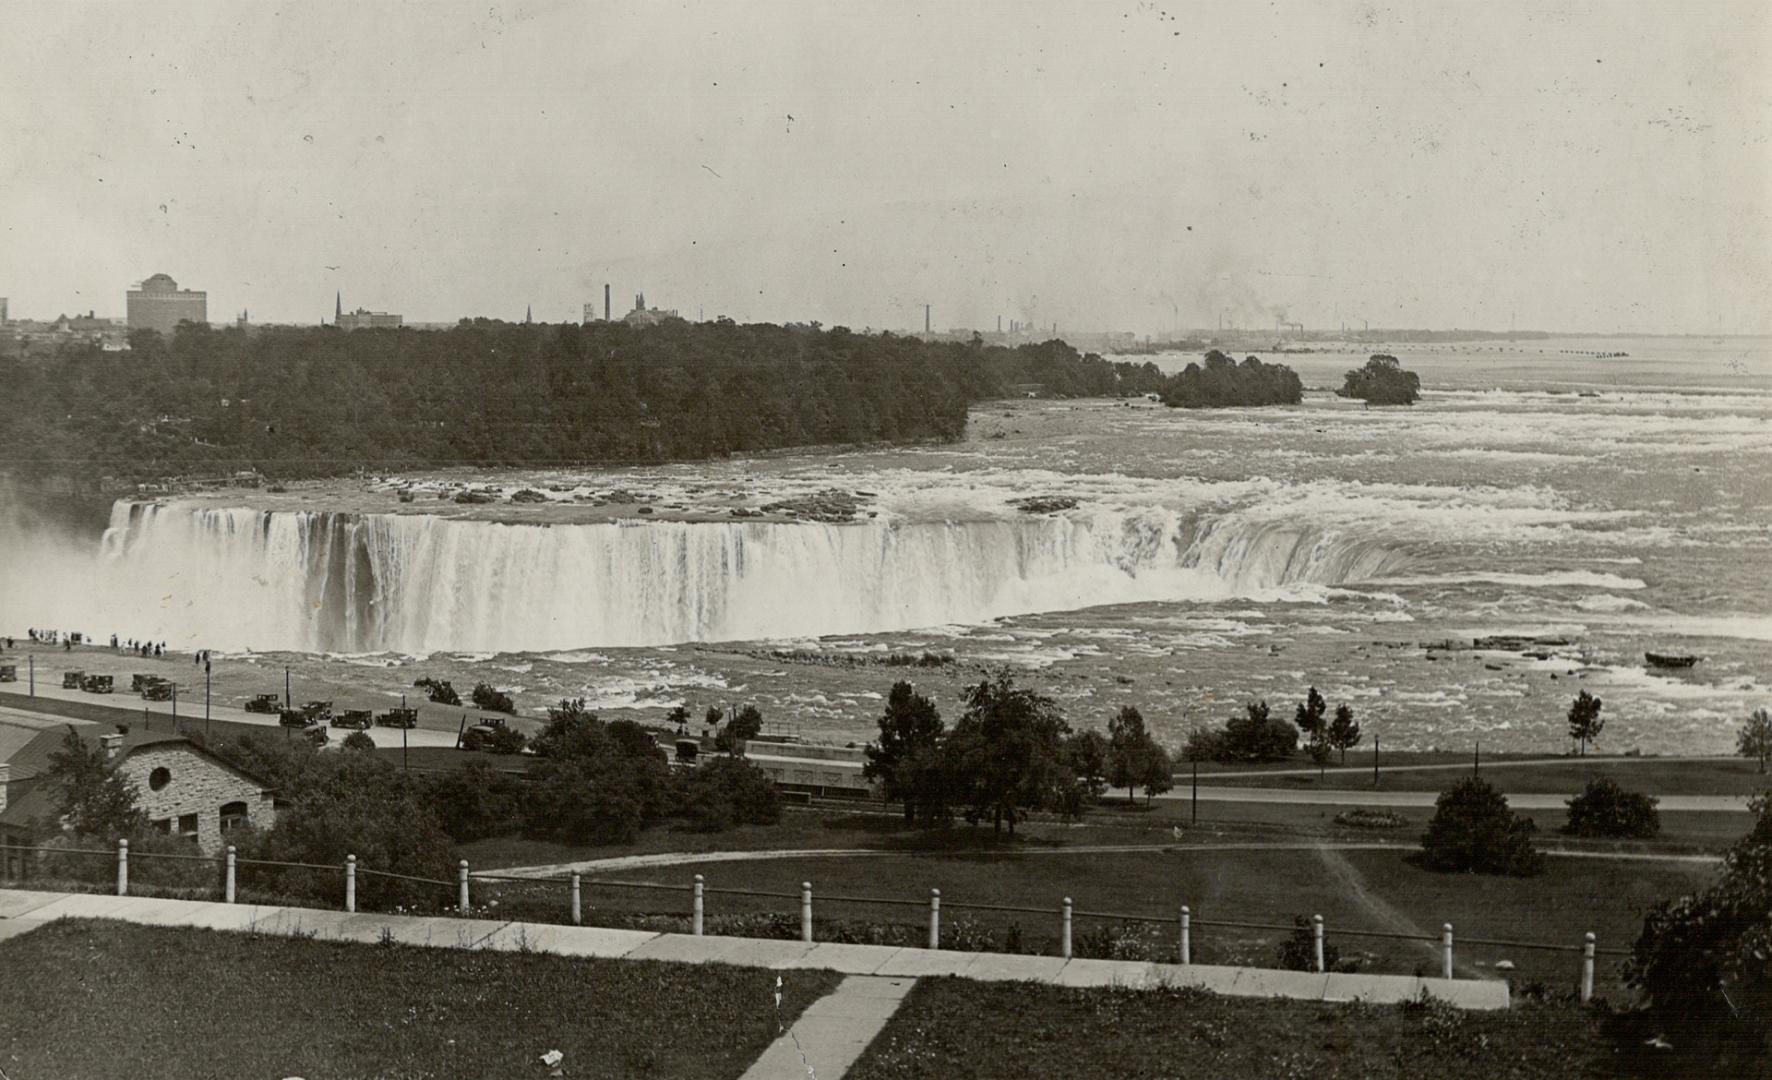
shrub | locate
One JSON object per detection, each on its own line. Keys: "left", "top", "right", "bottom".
{"left": 482, "top": 725, "right": 528, "bottom": 755}
{"left": 1276, "top": 915, "right": 1344, "bottom": 972}
{"left": 471, "top": 683, "right": 516, "bottom": 714}
{"left": 1626, "top": 794, "right": 1772, "bottom": 1068}
{"left": 522, "top": 756, "right": 652, "bottom": 846}
{"left": 422, "top": 761, "right": 525, "bottom": 842}
{"left": 676, "top": 757, "right": 780, "bottom": 832}
{"left": 1418, "top": 777, "right": 1543, "bottom": 876}
{"left": 340, "top": 730, "right": 376, "bottom": 752}
{"left": 1563, "top": 777, "right": 1660, "bottom": 838}
{"left": 413, "top": 677, "right": 460, "bottom": 706}
{"left": 1333, "top": 808, "right": 1408, "bottom": 830}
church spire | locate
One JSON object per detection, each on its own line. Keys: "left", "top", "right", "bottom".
{"left": 525, "top": 304, "right": 532, "bottom": 324}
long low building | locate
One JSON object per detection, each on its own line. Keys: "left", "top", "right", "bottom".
{"left": 738, "top": 739, "right": 878, "bottom": 801}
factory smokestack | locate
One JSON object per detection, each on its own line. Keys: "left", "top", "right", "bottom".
{"left": 604, "top": 284, "right": 610, "bottom": 321}
{"left": 924, "top": 304, "right": 931, "bottom": 334}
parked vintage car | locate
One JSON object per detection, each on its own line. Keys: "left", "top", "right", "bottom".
{"left": 80, "top": 674, "right": 114, "bottom": 694}
{"left": 299, "top": 700, "right": 334, "bottom": 724}
{"left": 243, "top": 693, "right": 283, "bottom": 714}
{"left": 0, "top": 665, "right": 16, "bottom": 683}
{"left": 330, "top": 709, "right": 374, "bottom": 730}
{"left": 140, "top": 678, "right": 173, "bottom": 702}
{"left": 62, "top": 671, "right": 85, "bottom": 689}
{"left": 374, "top": 706, "right": 420, "bottom": 729}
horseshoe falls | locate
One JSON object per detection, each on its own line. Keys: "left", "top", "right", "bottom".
{"left": 14, "top": 501, "right": 1408, "bottom": 653}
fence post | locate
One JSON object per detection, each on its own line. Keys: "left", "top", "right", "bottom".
{"left": 345, "top": 855, "right": 357, "bottom": 913}
{"left": 1312, "top": 914, "right": 1325, "bottom": 973}
{"left": 1580, "top": 932, "right": 1596, "bottom": 1003}
{"left": 570, "top": 872, "right": 582, "bottom": 925}
{"left": 225, "top": 845, "right": 236, "bottom": 903}
{"left": 116, "top": 837, "right": 128, "bottom": 896}
{"left": 1062, "top": 897, "right": 1073, "bottom": 960}
{"left": 1442, "top": 923, "right": 1454, "bottom": 980}
{"left": 1179, "top": 905, "right": 1191, "bottom": 965}
{"left": 800, "top": 881, "right": 813, "bottom": 944}
{"left": 458, "top": 859, "right": 470, "bottom": 915}
{"left": 692, "top": 874, "right": 704, "bottom": 936}
{"left": 928, "top": 888, "right": 940, "bottom": 950}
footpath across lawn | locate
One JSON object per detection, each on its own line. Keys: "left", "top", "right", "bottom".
{"left": 847, "top": 977, "right": 1613, "bottom": 1080}
{"left": 0, "top": 919, "right": 840, "bottom": 1080}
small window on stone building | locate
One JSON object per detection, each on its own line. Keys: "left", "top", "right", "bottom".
{"left": 152, "top": 818, "right": 171, "bottom": 834}
{"left": 149, "top": 767, "right": 171, "bottom": 791}
{"left": 219, "top": 802, "right": 249, "bottom": 833}
{"left": 177, "top": 813, "right": 198, "bottom": 841}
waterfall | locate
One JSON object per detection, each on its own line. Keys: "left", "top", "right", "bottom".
{"left": 5, "top": 501, "right": 1409, "bottom": 652}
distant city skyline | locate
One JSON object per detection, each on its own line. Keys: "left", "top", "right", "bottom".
{"left": 1, "top": 2, "right": 1767, "bottom": 335}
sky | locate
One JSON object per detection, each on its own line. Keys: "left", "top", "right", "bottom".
{"left": 1, "top": 1, "right": 1767, "bottom": 334}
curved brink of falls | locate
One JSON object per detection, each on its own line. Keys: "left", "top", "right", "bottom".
{"left": 49, "top": 502, "right": 1410, "bottom": 653}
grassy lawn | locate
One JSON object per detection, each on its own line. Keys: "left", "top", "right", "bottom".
{"left": 0, "top": 919, "right": 839, "bottom": 1080}
{"left": 508, "top": 844, "right": 1711, "bottom": 995}
{"left": 847, "top": 978, "right": 1620, "bottom": 1080}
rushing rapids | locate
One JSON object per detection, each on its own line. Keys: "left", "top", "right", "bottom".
{"left": 72, "top": 500, "right": 1410, "bottom": 653}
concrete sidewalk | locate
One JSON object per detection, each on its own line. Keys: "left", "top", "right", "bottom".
{"left": 0, "top": 887, "right": 1509, "bottom": 1010}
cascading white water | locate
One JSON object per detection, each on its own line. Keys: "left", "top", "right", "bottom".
{"left": 8, "top": 501, "right": 1408, "bottom": 652}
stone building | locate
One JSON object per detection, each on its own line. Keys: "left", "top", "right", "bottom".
{"left": 0, "top": 712, "right": 276, "bottom": 876}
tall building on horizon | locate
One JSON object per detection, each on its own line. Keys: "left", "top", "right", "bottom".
{"left": 333, "top": 290, "right": 402, "bottom": 331}
{"left": 126, "top": 273, "right": 207, "bottom": 334}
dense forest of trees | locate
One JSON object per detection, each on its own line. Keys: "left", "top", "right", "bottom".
{"left": 1, "top": 319, "right": 1171, "bottom": 485}
{"left": 1159, "top": 350, "right": 1303, "bottom": 408}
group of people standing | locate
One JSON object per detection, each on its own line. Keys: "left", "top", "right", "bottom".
{"left": 114, "top": 635, "right": 167, "bottom": 658}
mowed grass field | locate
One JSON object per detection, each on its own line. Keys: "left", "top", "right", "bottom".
{"left": 0, "top": 919, "right": 840, "bottom": 1080}
{"left": 847, "top": 978, "right": 1619, "bottom": 1080}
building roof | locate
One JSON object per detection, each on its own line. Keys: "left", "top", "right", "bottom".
{"left": 0, "top": 708, "right": 189, "bottom": 783}
{"left": 0, "top": 714, "right": 269, "bottom": 833}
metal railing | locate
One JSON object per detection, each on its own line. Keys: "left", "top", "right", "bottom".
{"left": 1, "top": 838, "right": 1622, "bottom": 1001}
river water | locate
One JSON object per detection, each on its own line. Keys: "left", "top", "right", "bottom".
{"left": 3, "top": 336, "right": 1767, "bottom": 754}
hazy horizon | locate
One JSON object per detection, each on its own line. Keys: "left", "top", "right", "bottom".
{"left": 2, "top": 1, "right": 1767, "bottom": 336}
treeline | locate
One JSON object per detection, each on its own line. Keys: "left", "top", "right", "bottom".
{"left": 1, "top": 319, "right": 1167, "bottom": 485}
{"left": 1160, "top": 350, "right": 1304, "bottom": 408}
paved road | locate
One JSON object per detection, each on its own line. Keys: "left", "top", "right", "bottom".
{"left": 1192, "top": 755, "right": 1743, "bottom": 782}
{"left": 488, "top": 840, "right": 1719, "bottom": 880}
{"left": 1160, "top": 786, "right": 1753, "bottom": 812}
{"left": 0, "top": 684, "right": 464, "bottom": 749}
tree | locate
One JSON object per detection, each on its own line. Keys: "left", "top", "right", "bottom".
{"left": 471, "top": 683, "right": 516, "bottom": 713}
{"left": 1564, "top": 778, "right": 1660, "bottom": 838}
{"left": 665, "top": 704, "right": 691, "bottom": 732}
{"left": 1138, "top": 742, "right": 1174, "bottom": 805}
{"left": 863, "top": 682, "right": 947, "bottom": 824}
{"left": 676, "top": 757, "right": 781, "bottom": 832}
{"left": 1627, "top": 794, "right": 1772, "bottom": 1067}
{"left": 1107, "top": 705, "right": 1151, "bottom": 803}
{"left": 1739, "top": 707, "right": 1772, "bottom": 774}
{"left": 944, "top": 672, "right": 1071, "bottom": 835}
{"left": 1336, "top": 354, "right": 1421, "bottom": 405}
{"left": 422, "top": 761, "right": 524, "bottom": 842}
{"left": 714, "top": 704, "right": 764, "bottom": 756}
{"left": 1293, "top": 687, "right": 1328, "bottom": 742}
{"left": 1063, "top": 730, "right": 1109, "bottom": 801}
{"left": 1326, "top": 703, "right": 1362, "bottom": 764}
{"left": 1418, "top": 777, "right": 1543, "bottom": 876}
{"left": 1567, "top": 691, "right": 1604, "bottom": 756}
{"left": 44, "top": 728, "right": 146, "bottom": 838}
{"left": 1225, "top": 701, "right": 1298, "bottom": 762}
